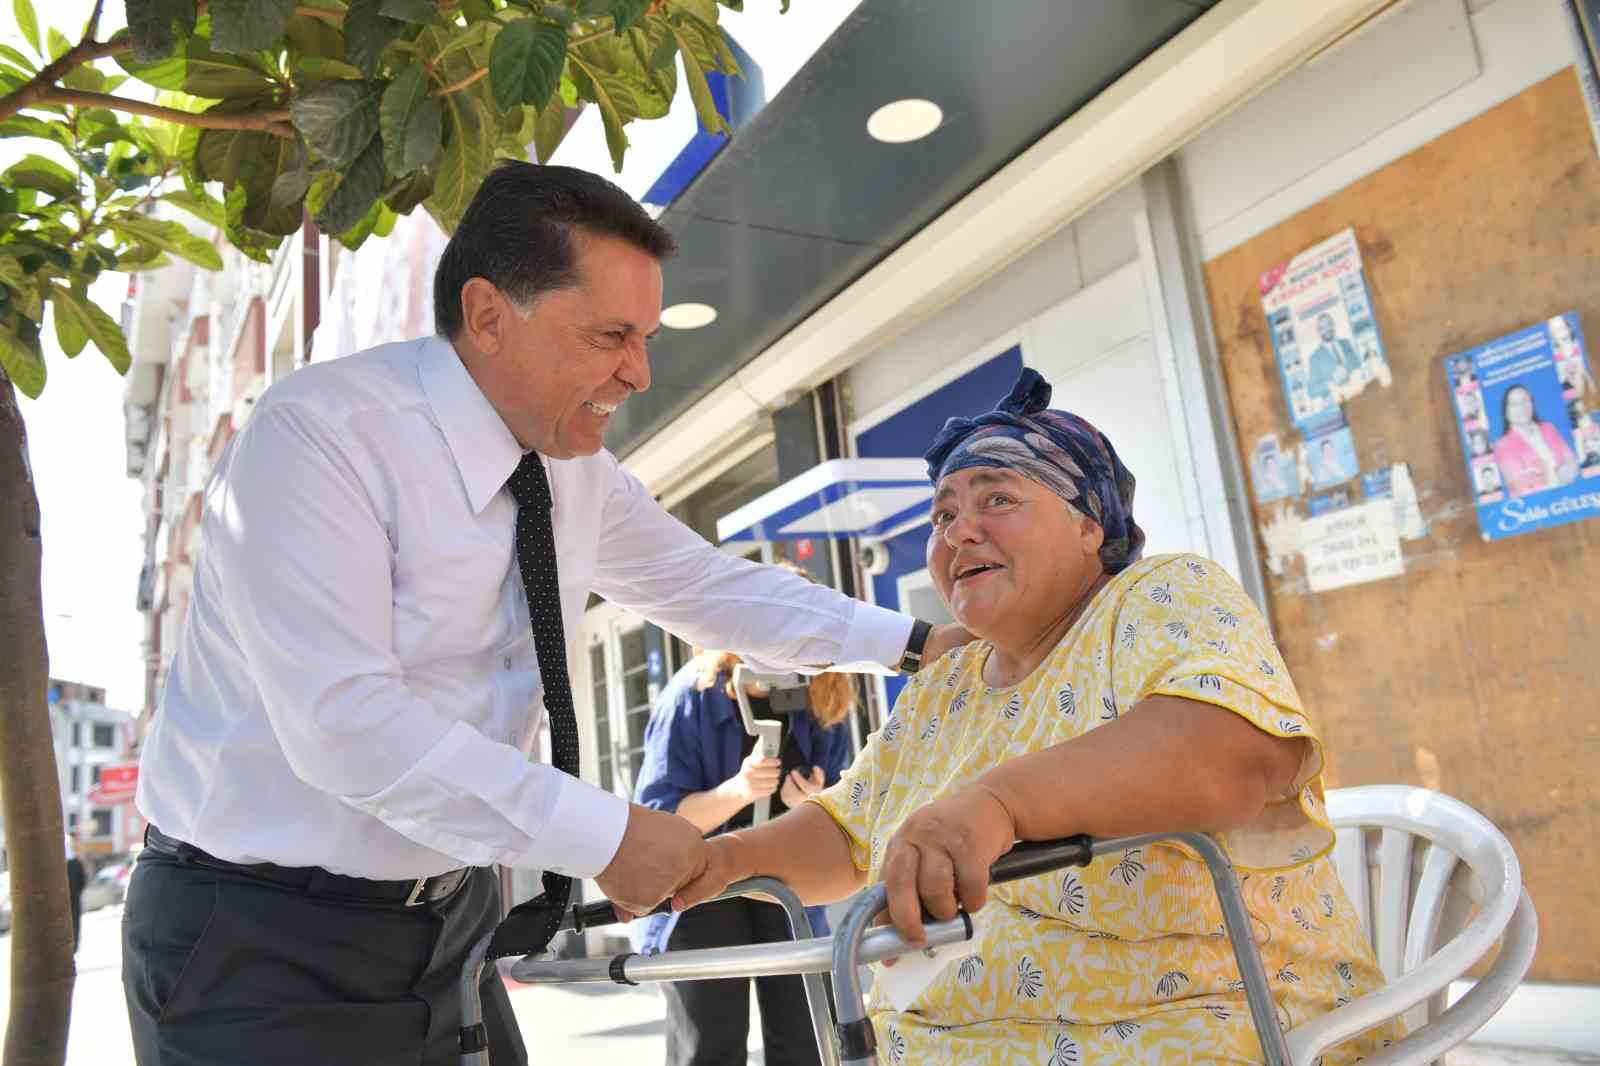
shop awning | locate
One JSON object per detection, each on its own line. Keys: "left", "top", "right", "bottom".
{"left": 716, "top": 459, "right": 931, "bottom": 543}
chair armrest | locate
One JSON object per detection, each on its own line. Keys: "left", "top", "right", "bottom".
{"left": 1286, "top": 891, "right": 1536, "bottom": 1065}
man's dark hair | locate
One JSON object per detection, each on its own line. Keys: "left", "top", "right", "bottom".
{"left": 432, "top": 161, "right": 677, "bottom": 338}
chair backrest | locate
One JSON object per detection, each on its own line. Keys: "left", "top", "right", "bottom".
{"left": 1283, "top": 785, "right": 1537, "bottom": 1066}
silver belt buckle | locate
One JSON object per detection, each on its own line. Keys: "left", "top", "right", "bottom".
{"left": 405, "top": 877, "right": 429, "bottom": 907}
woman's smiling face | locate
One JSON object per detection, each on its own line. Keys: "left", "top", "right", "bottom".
{"left": 926, "top": 467, "right": 1103, "bottom": 650}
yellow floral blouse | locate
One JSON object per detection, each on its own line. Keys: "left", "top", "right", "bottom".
{"left": 810, "top": 554, "right": 1400, "bottom": 1064}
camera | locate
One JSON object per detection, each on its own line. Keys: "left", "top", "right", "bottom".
{"left": 857, "top": 540, "right": 890, "bottom": 577}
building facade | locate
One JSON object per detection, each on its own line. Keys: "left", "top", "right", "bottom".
{"left": 46, "top": 679, "right": 139, "bottom": 863}
{"left": 122, "top": 0, "right": 1596, "bottom": 1043}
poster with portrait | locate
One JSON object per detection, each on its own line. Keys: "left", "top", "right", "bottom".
{"left": 1446, "top": 311, "right": 1600, "bottom": 541}
{"left": 1260, "top": 228, "right": 1391, "bottom": 436}
{"left": 1306, "top": 425, "right": 1359, "bottom": 490}
{"left": 1250, "top": 434, "right": 1301, "bottom": 504}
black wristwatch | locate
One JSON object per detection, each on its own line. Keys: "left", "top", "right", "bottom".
{"left": 898, "top": 619, "right": 934, "bottom": 674}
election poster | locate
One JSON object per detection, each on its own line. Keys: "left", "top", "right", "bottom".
{"left": 1446, "top": 311, "right": 1600, "bottom": 541}
{"left": 1260, "top": 228, "right": 1391, "bottom": 436}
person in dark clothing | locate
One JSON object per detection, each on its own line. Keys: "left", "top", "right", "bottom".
{"left": 65, "top": 834, "right": 85, "bottom": 952}
{"left": 634, "top": 562, "right": 856, "bottom": 1066}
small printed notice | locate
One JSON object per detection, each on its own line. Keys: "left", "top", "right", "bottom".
{"left": 1301, "top": 499, "right": 1404, "bottom": 593}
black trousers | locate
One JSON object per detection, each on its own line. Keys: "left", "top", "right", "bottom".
{"left": 122, "top": 848, "right": 527, "bottom": 1066}
{"left": 661, "top": 897, "right": 825, "bottom": 1066}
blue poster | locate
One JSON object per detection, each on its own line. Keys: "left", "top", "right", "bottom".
{"left": 1261, "top": 229, "right": 1391, "bottom": 436}
{"left": 1306, "top": 425, "right": 1359, "bottom": 490}
{"left": 1447, "top": 312, "right": 1600, "bottom": 541}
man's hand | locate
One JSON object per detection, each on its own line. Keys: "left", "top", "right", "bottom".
{"left": 780, "top": 766, "right": 824, "bottom": 809}
{"left": 670, "top": 833, "right": 753, "bottom": 912}
{"left": 878, "top": 785, "right": 1015, "bottom": 947}
{"left": 919, "top": 623, "right": 975, "bottom": 670}
{"left": 726, "top": 750, "right": 781, "bottom": 804}
{"left": 595, "top": 804, "right": 709, "bottom": 917}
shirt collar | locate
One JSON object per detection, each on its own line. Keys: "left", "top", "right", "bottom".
{"left": 417, "top": 335, "right": 526, "bottom": 514}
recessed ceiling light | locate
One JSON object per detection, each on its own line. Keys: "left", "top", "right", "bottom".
{"left": 661, "top": 302, "right": 718, "bottom": 330}
{"left": 866, "top": 99, "right": 942, "bottom": 144}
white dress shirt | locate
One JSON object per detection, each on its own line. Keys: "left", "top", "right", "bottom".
{"left": 138, "top": 336, "right": 911, "bottom": 881}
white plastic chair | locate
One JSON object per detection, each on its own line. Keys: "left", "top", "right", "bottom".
{"left": 1283, "top": 785, "right": 1539, "bottom": 1065}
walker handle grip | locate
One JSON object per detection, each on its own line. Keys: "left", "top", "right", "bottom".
{"left": 989, "top": 836, "right": 1095, "bottom": 884}
{"left": 561, "top": 898, "right": 672, "bottom": 934}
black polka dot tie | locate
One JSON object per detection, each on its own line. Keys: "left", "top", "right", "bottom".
{"left": 489, "top": 452, "right": 581, "bottom": 959}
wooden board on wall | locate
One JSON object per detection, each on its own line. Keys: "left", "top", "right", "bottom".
{"left": 1203, "top": 71, "right": 1600, "bottom": 983}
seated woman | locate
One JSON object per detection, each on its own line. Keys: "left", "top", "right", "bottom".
{"left": 672, "top": 369, "right": 1398, "bottom": 1064}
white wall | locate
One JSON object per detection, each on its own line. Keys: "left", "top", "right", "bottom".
{"left": 844, "top": 179, "right": 1145, "bottom": 424}
{"left": 1181, "top": 0, "right": 1576, "bottom": 259}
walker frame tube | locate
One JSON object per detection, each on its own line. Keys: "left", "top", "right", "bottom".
{"left": 828, "top": 832, "right": 1290, "bottom": 1066}
{"left": 466, "top": 833, "right": 1293, "bottom": 1066}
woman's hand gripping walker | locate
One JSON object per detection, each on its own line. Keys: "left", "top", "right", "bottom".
{"left": 458, "top": 832, "right": 1291, "bottom": 1066}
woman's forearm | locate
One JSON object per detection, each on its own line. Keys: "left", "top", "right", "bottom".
{"left": 674, "top": 782, "right": 751, "bottom": 835}
{"left": 976, "top": 694, "right": 1307, "bottom": 845}
{"left": 716, "top": 803, "right": 867, "bottom": 906}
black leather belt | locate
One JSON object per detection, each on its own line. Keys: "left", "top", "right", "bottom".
{"left": 143, "top": 826, "right": 469, "bottom": 908}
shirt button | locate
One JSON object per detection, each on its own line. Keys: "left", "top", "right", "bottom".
{"left": 503, "top": 656, "right": 513, "bottom": 670}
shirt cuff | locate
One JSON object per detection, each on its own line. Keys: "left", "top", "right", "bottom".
{"left": 833, "top": 601, "right": 915, "bottom": 676}
{"left": 543, "top": 771, "right": 631, "bottom": 879}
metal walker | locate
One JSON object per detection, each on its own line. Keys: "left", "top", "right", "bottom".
{"left": 458, "top": 833, "right": 1293, "bottom": 1066}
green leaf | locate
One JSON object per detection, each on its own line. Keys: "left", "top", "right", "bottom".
{"left": 110, "top": 215, "right": 224, "bottom": 269}
{"left": 120, "top": 38, "right": 279, "bottom": 98}
{"left": 668, "top": 23, "right": 728, "bottom": 136}
{"left": 13, "top": 0, "right": 40, "bottom": 56}
{"left": 343, "top": 0, "right": 404, "bottom": 79}
{"left": 432, "top": 19, "right": 490, "bottom": 64}
{"left": 531, "top": 97, "right": 567, "bottom": 164}
{"left": 4, "top": 155, "right": 78, "bottom": 200}
{"left": 313, "top": 135, "right": 384, "bottom": 236}
{"left": 221, "top": 184, "right": 279, "bottom": 263}
{"left": 568, "top": 57, "right": 629, "bottom": 171}
{"left": 578, "top": 0, "right": 650, "bottom": 34}
{"left": 382, "top": 168, "right": 432, "bottom": 214}
{"left": 47, "top": 284, "right": 89, "bottom": 357}
{"left": 460, "top": 0, "right": 496, "bottom": 23}
{"left": 489, "top": 16, "right": 567, "bottom": 114}
{"left": 46, "top": 27, "right": 70, "bottom": 62}
{"left": 161, "top": 188, "right": 226, "bottom": 228}
{"left": 269, "top": 144, "right": 313, "bottom": 211}
{"left": 0, "top": 258, "right": 25, "bottom": 293}
{"left": 0, "top": 321, "right": 46, "bottom": 398}
{"left": 379, "top": 63, "right": 442, "bottom": 176}
{"left": 0, "top": 43, "right": 37, "bottom": 73}
{"left": 380, "top": 0, "right": 442, "bottom": 25}
{"left": 291, "top": 79, "right": 384, "bottom": 167}
{"left": 0, "top": 115, "right": 74, "bottom": 149}
{"left": 427, "top": 90, "right": 491, "bottom": 231}
{"left": 295, "top": 56, "right": 365, "bottom": 80}
{"left": 284, "top": 3, "right": 346, "bottom": 60}
{"left": 372, "top": 202, "right": 398, "bottom": 238}
{"left": 55, "top": 286, "right": 131, "bottom": 372}
{"left": 210, "top": 0, "right": 298, "bottom": 54}
{"left": 125, "top": 0, "right": 200, "bottom": 61}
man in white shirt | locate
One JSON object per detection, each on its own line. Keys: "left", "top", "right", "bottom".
{"left": 122, "top": 163, "right": 963, "bottom": 1066}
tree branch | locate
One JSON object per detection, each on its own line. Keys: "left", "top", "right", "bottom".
{"left": 295, "top": 6, "right": 344, "bottom": 25}
{"left": 34, "top": 89, "right": 294, "bottom": 137}
{"left": 432, "top": 66, "right": 489, "bottom": 97}
{"left": 0, "top": 33, "right": 132, "bottom": 124}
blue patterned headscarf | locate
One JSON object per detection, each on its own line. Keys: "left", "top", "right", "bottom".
{"left": 923, "top": 368, "right": 1145, "bottom": 574}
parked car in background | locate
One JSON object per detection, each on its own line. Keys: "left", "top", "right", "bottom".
{"left": 79, "top": 859, "right": 132, "bottom": 912}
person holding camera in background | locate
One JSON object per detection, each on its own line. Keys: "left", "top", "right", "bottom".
{"left": 634, "top": 560, "right": 855, "bottom": 1066}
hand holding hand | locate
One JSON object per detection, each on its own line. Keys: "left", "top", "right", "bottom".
{"left": 595, "top": 804, "right": 709, "bottom": 917}
{"left": 779, "top": 766, "right": 825, "bottom": 809}
{"left": 878, "top": 784, "right": 1016, "bottom": 946}
{"left": 669, "top": 833, "right": 753, "bottom": 912}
